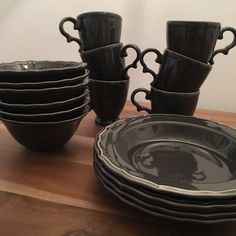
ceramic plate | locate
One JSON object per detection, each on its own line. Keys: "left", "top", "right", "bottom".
{"left": 95, "top": 114, "right": 236, "bottom": 198}
{"left": 94, "top": 152, "right": 236, "bottom": 213}
{"left": 94, "top": 157, "right": 236, "bottom": 224}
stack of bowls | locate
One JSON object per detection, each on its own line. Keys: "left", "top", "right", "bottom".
{"left": 59, "top": 11, "right": 141, "bottom": 125}
{"left": 0, "top": 60, "right": 90, "bottom": 152}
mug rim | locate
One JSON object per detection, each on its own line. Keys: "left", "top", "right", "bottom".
{"left": 151, "top": 86, "right": 200, "bottom": 96}
{"left": 167, "top": 21, "right": 221, "bottom": 27}
{"left": 78, "top": 11, "right": 122, "bottom": 20}
{"left": 81, "top": 42, "right": 123, "bottom": 55}
{"left": 164, "top": 49, "right": 212, "bottom": 69}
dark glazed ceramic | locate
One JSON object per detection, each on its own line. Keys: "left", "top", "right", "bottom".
{"left": 131, "top": 87, "right": 199, "bottom": 115}
{"left": 0, "top": 70, "right": 89, "bottom": 89}
{"left": 94, "top": 153, "right": 236, "bottom": 213}
{"left": 140, "top": 48, "right": 212, "bottom": 92}
{"left": 167, "top": 21, "right": 236, "bottom": 64}
{"left": 59, "top": 11, "right": 122, "bottom": 52}
{"left": 0, "top": 96, "right": 90, "bottom": 122}
{"left": 1, "top": 107, "right": 90, "bottom": 152}
{"left": 0, "top": 61, "right": 87, "bottom": 82}
{"left": 81, "top": 43, "right": 141, "bottom": 80}
{"left": 95, "top": 114, "right": 236, "bottom": 198}
{"left": 0, "top": 78, "right": 89, "bottom": 104}
{"left": 89, "top": 78, "right": 129, "bottom": 125}
{"left": 0, "top": 90, "right": 89, "bottom": 114}
{"left": 93, "top": 156, "right": 236, "bottom": 224}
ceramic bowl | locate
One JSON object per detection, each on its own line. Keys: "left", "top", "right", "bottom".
{"left": 0, "top": 60, "right": 87, "bottom": 82}
{"left": 0, "top": 78, "right": 89, "bottom": 104}
{"left": 0, "top": 70, "right": 89, "bottom": 89}
{"left": 1, "top": 107, "right": 90, "bottom": 152}
{"left": 0, "top": 89, "right": 89, "bottom": 114}
{"left": 0, "top": 95, "right": 90, "bottom": 122}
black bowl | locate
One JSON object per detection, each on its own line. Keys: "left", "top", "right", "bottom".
{"left": 0, "top": 60, "right": 87, "bottom": 82}
{"left": 1, "top": 107, "right": 90, "bottom": 152}
{"left": 0, "top": 89, "right": 89, "bottom": 114}
{"left": 0, "top": 78, "right": 89, "bottom": 104}
{"left": 0, "top": 96, "right": 90, "bottom": 122}
{"left": 0, "top": 70, "right": 89, "bottom": 89}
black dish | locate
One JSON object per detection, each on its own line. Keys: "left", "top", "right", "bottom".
{"left": 0, "top": 70, "right": 89, "bottom": 89}
{"left": 0, "top": 61, "right": 87, "bottom": 82}
{"left": 1, "top": 107, "right": 90, "bottom": 152}
{"left": 0, "top": 96, "right": 90, "bottom": 122}
{"left": 0, "top": 78, "right": 89, "bottom": 104}
{"left": 95, "top": 114, "right": 236, "bottom": 198}
{"left": 94, "top": 158, "right": 236, "bottom": 224}
{"left": 94, "top": 152, "right": 236, "bottom": 214}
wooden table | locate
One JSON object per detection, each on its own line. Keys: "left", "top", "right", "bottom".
{"left": 0, "top": 102, "right": 236, "bottom": 236}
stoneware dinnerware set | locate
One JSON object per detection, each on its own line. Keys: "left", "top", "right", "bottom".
{"left": 94, "top": 114, "right": 236, "bottom": 224}
{"left": 131, "top": 21, "right": 236, "bottom": 116}
{"left": 0, "top": 61, "right": 90, "bottom": 152}
{"left": 1, "top": 11, "right": 236, "bottom": 224}
{"left": 59, "top": 11, "right": 141, "bottom": 125}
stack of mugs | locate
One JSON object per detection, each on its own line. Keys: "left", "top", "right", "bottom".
{"left": 59, "top": 11, "right": 141, "bottom": 125}
{"left": 132, "top": 21, "right": 236, "bottom": 115}
{"left": 0, "top": 61, "right": 90, "bottom": 152}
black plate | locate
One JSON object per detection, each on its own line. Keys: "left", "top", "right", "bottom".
{"left": 94, "top": 157, "right": 236, "bottom": 224}
{"left": 94, "top": 152, "right": 236, "bottom": 213}
{"left": 95, "top": 114, "right": 236, "bottom": 198}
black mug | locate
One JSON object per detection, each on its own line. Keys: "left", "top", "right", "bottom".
{"left": 89, "top": 78, "right": 129, "bottom": 125}
{"left": 167, "top": 21, "right": 236, "bottom": 64}
{"left": 140, "top": 48, "right": 212, "bottom": 92}
{"left": 131, "top": 86, "right": 200, "bottom": 116}
{"left": 59, "top": 11, "right": 122, "bottom": 52}
{"left": 81, "top": 43, "right": 141, "bottom": 80}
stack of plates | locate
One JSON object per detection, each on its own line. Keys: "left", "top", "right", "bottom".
{"left": 93, "top": 114, "right": 236, "bottom": 223}
{"left": 0, "top": 60, "right": 90, "bottom": 152}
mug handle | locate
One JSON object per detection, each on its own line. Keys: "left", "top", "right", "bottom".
{"left": 120, "top": 44, "right": 141, "bottom": 78}
{"left": 140, "top": 48, "right": 163, "bottom": 80}
{"left": 59, "top": 17, "right": 83, "bottom": 52}
{"left": 209, "top": 27, "right": 236, "bottom": 65}
{"left": 131, "top": 88, "right": 151, "bottom": 113}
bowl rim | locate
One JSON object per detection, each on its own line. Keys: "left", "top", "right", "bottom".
{"left": 0, "top": 77, "right": 89, "bottom": 93}
{"left": 0, "top": 60, "right": 87, "bottom": 74}
{"left": 0, "top": 105, "right": 90, "bottom": 125}
{"left": 0, "top": 96, "right": 90, "bottom": 118}
{"left": 0, "top": 70, "right": 89, "bottom": 87}
{"left": 0, "top": 89, "right": 89, "bottom": 108}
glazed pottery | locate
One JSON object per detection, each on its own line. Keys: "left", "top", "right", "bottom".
{"left": 81, "top": 43, "right": 141, "bottom": 80}
{"left": 131, "top": 86, "right": 200, "bottom": 115}
{"left": 167, "top": 21, "right": 236, "bottom": 64}
{"left": 0, "top": 78, "right": 89, "bottom": 104}
{"left": 0, "top": 61, "right": 87, "bottom": 82}
{"left": 92, "top": 114, "right": 236, "bottom": 223}
{"left": 0, "top": 70, "right": 89, "bottom": 89}
{"left": 1, "top": 107, "right": 90, "bottom": 152}
{"left": 89, "top": 78, "right": 129, "bottom": 125}
{"left": 0, "top": 96, "right": 90, "bottom": 122}
{"left": 140, "top": 48, "right": 212, "bottom": 92}
{"left": 0, "top": 89, "right": 89, "bottom": 114}
{"left": 59, "top": 11, "right": 122, "bottom": 52}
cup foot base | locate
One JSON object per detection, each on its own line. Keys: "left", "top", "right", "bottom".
{"left": 95, "top": 116, "right": 119, "bottom": 126}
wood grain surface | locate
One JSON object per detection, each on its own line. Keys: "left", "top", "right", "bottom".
{"left": 0, "top": 101, "right": 236, "bottom": 236}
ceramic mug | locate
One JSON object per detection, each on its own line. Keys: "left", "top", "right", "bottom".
{"left": 59, "top": 11, "right": 122, "bottom": 52}
{"left": 140, "top": 48, "right": 212, "bottom": 92}
{"left": 167, "top": 21, "right": 236, "bottom": 64}
{"left": 89, "top": 78, "right": 129, "bottom": 125}
{"left": 131, "top": 86, "right": 200, "bottom": 116}
{"left": 81, "top": 43, "right": 141, "bottom": 80}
